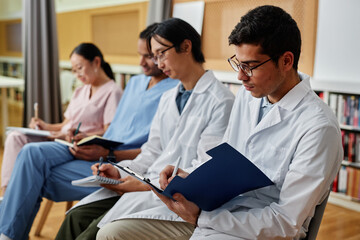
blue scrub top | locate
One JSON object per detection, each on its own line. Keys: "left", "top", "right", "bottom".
{"left": 103, "top": 74, "right": 179, "bottom": 150}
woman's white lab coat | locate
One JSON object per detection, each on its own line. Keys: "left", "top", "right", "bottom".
{"left": 191, "top": 73, "right": 343, "bottom": 240}
{"left": 71, "top": 70, "right": 235, "bottom": 226}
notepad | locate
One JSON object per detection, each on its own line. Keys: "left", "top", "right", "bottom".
{"left": 71, "top": 175, "right": 123, "bottom": 187}
{"left": 6, "top": 127, "right": 51, "bottom": 137}
{"left": 55, "top": 135, "right": 123, "bottom": 149}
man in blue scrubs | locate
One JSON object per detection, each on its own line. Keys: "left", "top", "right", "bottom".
{"left": 0, "top": 23, "right": 178, "bottom": 240}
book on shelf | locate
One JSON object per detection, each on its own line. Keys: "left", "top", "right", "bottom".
{"left": 71, "top": 175, "right": 122, "bottom": 187}
{"left": 337, "top": 166, "right": 348, "bottom": 194}
{"left": 55, "top": 135, "right": 123, "bottom": 149}
{"left": 6, "top": 127, "right": 51, "bottom": 137}
{"left": 344, "top": 167, "right": 360, "bottom": 200}
{"left": 329, "top": 93, "right": 360, "bottom": 127}
{"left": 341, "top": 131, "right": 360, "bottom": 163}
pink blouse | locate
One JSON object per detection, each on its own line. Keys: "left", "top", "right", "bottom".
{"left": 61, "top": 80, "right": 122, "bottom": 134}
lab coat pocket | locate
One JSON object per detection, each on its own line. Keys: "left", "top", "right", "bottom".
{"left": 258, "top": 144, "right": 288, "bottom": 186}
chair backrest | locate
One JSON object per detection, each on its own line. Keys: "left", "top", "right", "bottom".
{"left": 303, "top": 192, "right": 330, "bottom": 240}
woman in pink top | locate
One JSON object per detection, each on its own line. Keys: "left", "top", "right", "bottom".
{"left": 1, "top": 43, "right": 122, "bottom": 195}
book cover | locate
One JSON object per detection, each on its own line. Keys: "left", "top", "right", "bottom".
{"left": 77, "top": 135, "right": 123, "bottom": 149}
{"left": 155, "top": 143, "right": 274, "bottom": 211}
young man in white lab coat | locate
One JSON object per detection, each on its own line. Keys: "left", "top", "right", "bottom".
{"left": 55, "top": 18, "right": 235, "bottom": 240}
{"left": 151, "top": 5, "right": 343, "bottom": 240}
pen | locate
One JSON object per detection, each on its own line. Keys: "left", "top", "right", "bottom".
{"left": 72, "top": 122, "right": 82, "bottom": 143}
{"left": 34, "top": 102, "right": 39, "bottom": 130}
{"left": 34, "top": 102, "right": 38, "bottom": 119}
{"left": 172, "top": 157, "right": 181, "bottom": 177}
{"left": 97, "top": 157, "right": 104, "bottom": 176}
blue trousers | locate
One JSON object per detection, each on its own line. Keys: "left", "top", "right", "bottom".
{"left": 0, "top": 142, "right": 100, "bottom": 240}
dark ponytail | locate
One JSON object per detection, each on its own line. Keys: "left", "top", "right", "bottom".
{"left": 71, "top": 43, "right": 115, "bottom": 80}
{"left": 101, "top": 61, "right": 114, "bottom": 80}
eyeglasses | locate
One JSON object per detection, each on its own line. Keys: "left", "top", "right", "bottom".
{"left": 151, "top": 45, "right": 175, "bottom": 64}
{"left": 227, "top": 55, "right": 272, "bottom": 77}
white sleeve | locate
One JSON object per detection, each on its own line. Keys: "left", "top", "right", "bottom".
{"left": 197, "top": 125, "right": 342, "bottom": 239}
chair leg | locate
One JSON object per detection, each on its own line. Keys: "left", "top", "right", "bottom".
{"left": 66, "top": 201, "right": 73, "bottom": 211}
{"left": 34, "top": 199, "right": 54, "bottom": 236}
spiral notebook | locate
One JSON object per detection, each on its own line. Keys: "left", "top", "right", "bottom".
{"left": 71, "top": 175, "right": 123, "bottom": 187}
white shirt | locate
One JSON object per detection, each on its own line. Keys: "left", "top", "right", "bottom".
{"left": 192, "top": 73, "right": 343, "bottom": 240}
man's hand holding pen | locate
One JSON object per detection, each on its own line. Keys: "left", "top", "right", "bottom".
{"left": 152, "top": 163, "right": 200, "bottom": 227}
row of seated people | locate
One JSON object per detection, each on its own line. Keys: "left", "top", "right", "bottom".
{"left": 0, "top": 5, "right": 342, "bottom": 240}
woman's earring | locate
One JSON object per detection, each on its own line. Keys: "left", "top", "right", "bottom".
{"left": 94, "top": 68, "right": 98, "bottom": 73}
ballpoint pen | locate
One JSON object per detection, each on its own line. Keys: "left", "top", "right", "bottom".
{"left": 97, "top": 157, "right": 104, "bottom": 176}
{"left": 172, "top": 157, "right": 181, "bottom": 177}
{"left": 72, "top": 122, "right": 82, "bottom": 143}
{"left": 34, "top": 102, "right": 38, "bottom": 119}
{"left": 34, "top": 102, "right": 39, "bottom": 130}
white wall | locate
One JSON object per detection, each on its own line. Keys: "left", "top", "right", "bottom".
{"left": 0, "top": 0, "right": 148, "bottom": 19}
{"left": 54, "top": 0, "right": 147, "bottom": 13}
{"left": 313, "top": 0, "right": 360, "bottom": 83}
{"left": 0, "top": 0, "right": 22, "bottom": 20}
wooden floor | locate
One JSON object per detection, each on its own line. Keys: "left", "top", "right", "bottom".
{"left": 0, "top": 103, "right": 360, "bottom": 239}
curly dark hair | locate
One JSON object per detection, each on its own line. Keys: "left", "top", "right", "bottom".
{"left": 228, "top": 5, "right": 301, "bottom": 70}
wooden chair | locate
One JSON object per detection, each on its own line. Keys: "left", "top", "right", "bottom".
{"left": 34, "top": 199, "right": 73, "bottom": 236}
{"left": 303, "top": 192, "right": 330, "bottom": 240}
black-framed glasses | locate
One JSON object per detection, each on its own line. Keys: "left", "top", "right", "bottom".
{"left": 227, "top": 55, "right": 272, "bottom": 77}
{"left": 151, "top": 45, "right": 175, "bottom": 64}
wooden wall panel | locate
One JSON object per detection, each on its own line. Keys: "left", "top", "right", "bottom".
{"left": 57, "top": 2, "right": 148, "bottom": 65}
{"left": 92, "top": 11, "right": 139, "bottom": 56}
{"left": 57, "top": 11, "right": 92, "bottom": 60}
{"left": 173, "top": 0, "right": 318, "bottom": 75}
{"left": 5, "top": 22, "right": 21, "bottom": 52}
{"left": 0, "top": 19, "right": 22, "bottom": 57}
{"left": 0, "top": 2, "right": 148, "bottom": 65}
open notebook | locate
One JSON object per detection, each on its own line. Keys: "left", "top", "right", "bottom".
{"left": 55, "top": 135, "right": 123, "bottom": 149}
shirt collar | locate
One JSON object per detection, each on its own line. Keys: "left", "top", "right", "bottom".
{"left": 261, "top": 97, "right": 273, "bottom": 108}
{"left": 276, "top": 72, "right": 311, "bottom": 111}
{"left": 178, "top": 83, "right": 193, "bottom": 94}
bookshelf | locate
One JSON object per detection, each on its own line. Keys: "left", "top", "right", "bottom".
{"left": 311, "top": 79, "right": 360, "bottom": 212}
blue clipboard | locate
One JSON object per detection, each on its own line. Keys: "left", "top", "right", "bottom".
{"left": 160, "top": 142, "right": 274, "bottom": 211}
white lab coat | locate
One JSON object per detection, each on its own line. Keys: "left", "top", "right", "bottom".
{"left": 71, "top": 70, "right": 235, "bottom": 225}
{"left": 191, "top": 73, "right": 343, "bottom": 240}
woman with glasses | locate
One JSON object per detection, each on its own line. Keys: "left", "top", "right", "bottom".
{"left": 1, "top": 43, "right": 122, "bottom": 196}
{"left": 54, "top": 18, "right": 234, "bottom": 240}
